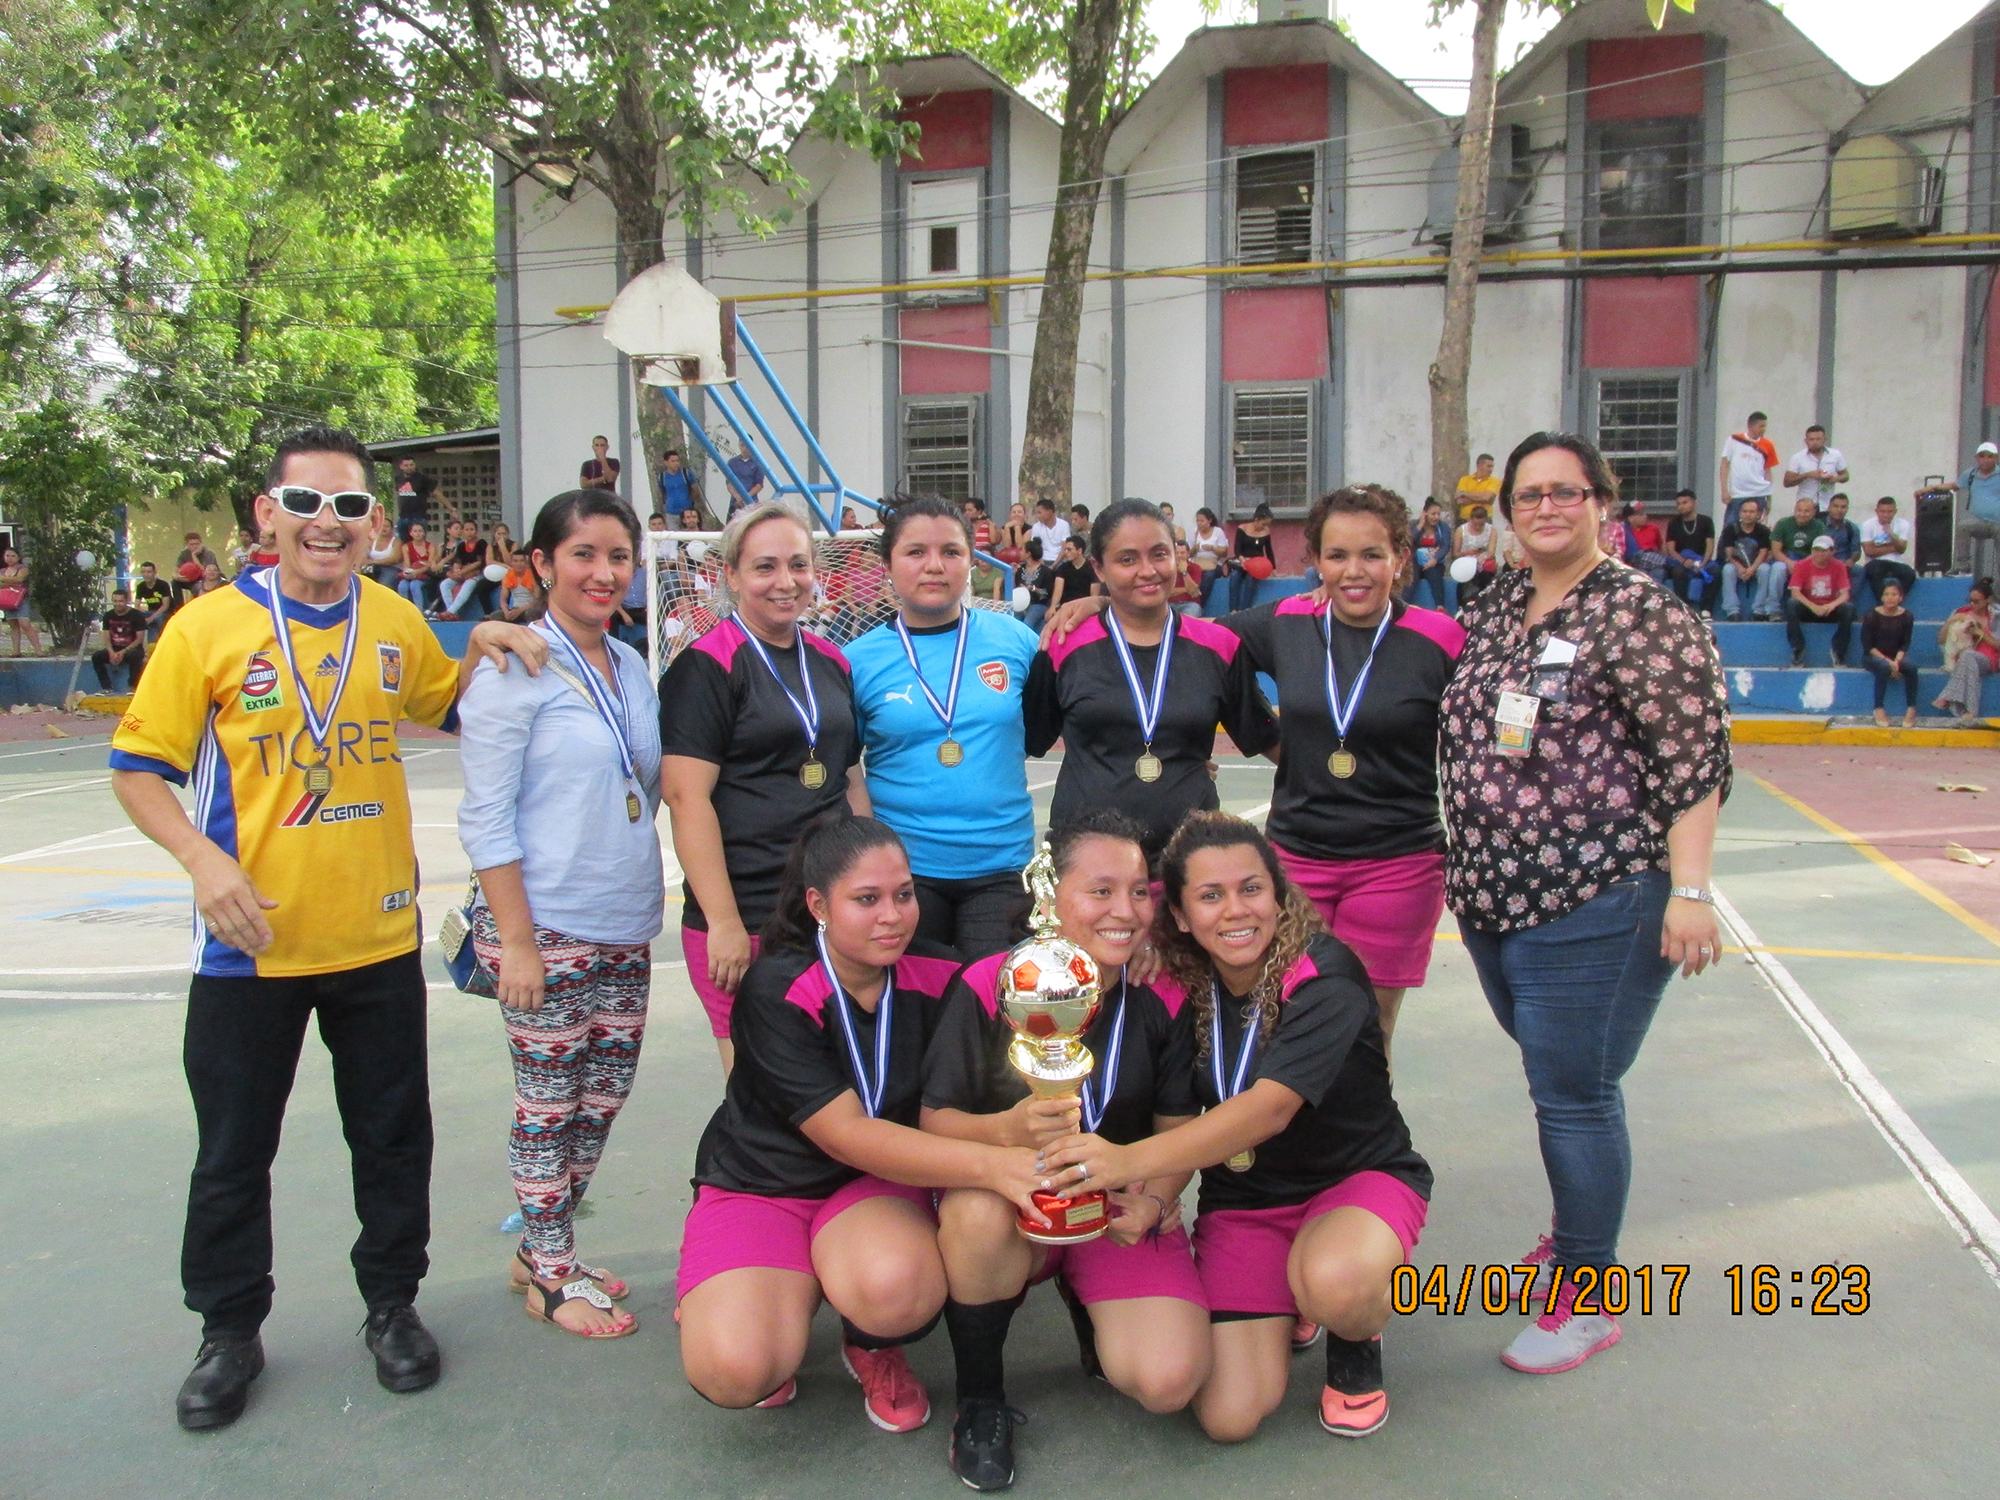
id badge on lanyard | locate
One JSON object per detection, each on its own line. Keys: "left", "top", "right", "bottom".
{"left": 1494, "top": 636, "right": 1577, "bottom": 758}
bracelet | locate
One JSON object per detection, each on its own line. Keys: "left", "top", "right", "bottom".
{"left": 1669, "top": 885, "right": 1714, "bottom": 905}
{"left": 1145, "top": 1194, "right": 1169, "bottom": 1241}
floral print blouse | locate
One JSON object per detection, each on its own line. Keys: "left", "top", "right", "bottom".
{"left": 1439, "top": 560, "right": 1731, "bottom": 933}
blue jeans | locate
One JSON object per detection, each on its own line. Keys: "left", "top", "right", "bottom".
{"left": 1721, "top": 560, "right": 1786, "bottom": 618}
{"left": 396, "top": 577, "right": 433, "bottom": 610}
{"left": 1227, "top": 567, "right": 1258, "bottom": 612}
{"left": 1461, "top": 871, "right": 1676, "bottom": 1271}
{"left": 1863, "top": 656, "right": 1922, "bottom": 712}
{"left": 1405, "top": 564, "right": 1449, "bottom": 612}
{"left": 1023, "top": 602, "right": 1047, "bottom": 633}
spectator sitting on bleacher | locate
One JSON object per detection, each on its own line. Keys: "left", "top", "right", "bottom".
{"left": 1783, "top": 535, "right": 1853, "bottom": 668}
{"left": 1934, "top": 578, "right": 1999, "bottom": 723}
{"left": 134, "top": 561, "right": 171, "bottom": 640}
{"left": 1822, "top": 492, "right": 1861, "bottom": 571}
{"left": 1617, "top": 501, "right": 1667, "bottom": 582}
{"left": 1663, "top": 488, "right": 1716, "bottom": 612}
{"left": 1719, "top": 497, "right": 1783, "bottom": 622}
{"left": 1861, "top": 580, "right": 1920, "bottom": 729}
{"left": 1771, "top": 495, "right": 1826, "bottom": 571}
{"left": 93, "top": 588, "right": 148, "bottom": 692}
{"left": 1861, "top": 496, "right": 1917, "bottom": 607}
{"left": 1951, "top": 441, "right": 2000, "bottom": 576}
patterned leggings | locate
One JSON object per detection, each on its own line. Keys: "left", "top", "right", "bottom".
{"left": 472, "top": 910, "right": 651, "bottom": 1281}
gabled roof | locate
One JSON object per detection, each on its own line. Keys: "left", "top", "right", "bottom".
{"left": 879, "top": 53, "right": 1059, "bottom": 129}
{"left": 1107, "top": 19, "right": 1446, "bottom": 176}
{"left": 1497, "top": 0, "right": 1865, "bottom": 132}
{"left": 1846, "top": 0, "right": 1991, "bottom": 136}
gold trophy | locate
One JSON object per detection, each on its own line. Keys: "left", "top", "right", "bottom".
{"left": 999, "top": 843, "right": 1110, "bottom": 1245}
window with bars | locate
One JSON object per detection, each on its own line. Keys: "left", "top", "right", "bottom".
{"left": 1594, "top": 375, "right": 1683, "bottom": 508}
{"left": 903, "top": 400, "right": 978, "bottom": 501}
{"left": 1234, "top": 151, "right": 1317, "bottom": 265}
{"left": 1591, "top": 119, "right": 1698, "bottom": 251}
{"left": 1231, "top": 387, "right": 1313, "bottom": 514}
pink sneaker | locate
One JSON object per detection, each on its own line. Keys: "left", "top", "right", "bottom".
{"left": 1291, "top": 1317, "right": 1324, "bottom": 1352}
{"left": 840, "top": 1344, "right": 931, "bottom": 1432}
{"left": 1519, "top": 1231, "right": 1556, "bottom": 1301}
{"left": 1501, "top": 1280, "right": 1620, "bottom": 1374}
{"left": 753, "top": 1377, "right": 797, "bottom": 1409}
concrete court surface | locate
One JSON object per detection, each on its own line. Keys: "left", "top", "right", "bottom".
{"left": 4, "top": 733, "right": 2000, "bottom": 1500}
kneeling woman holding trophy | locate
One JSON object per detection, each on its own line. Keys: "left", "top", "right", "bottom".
{"left": 923, "top": 811, "right": 1210, "bottom": 1491}
{"left": 1040, "top": 812, "right": 1431, "bottom": 1443}
{"left": 675, "top": 817, "right": 1049, "bottom": 1433}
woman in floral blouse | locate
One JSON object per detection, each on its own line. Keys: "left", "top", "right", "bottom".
{"left": 1439, "top": 432, "right": 1729, "bottom": 1378}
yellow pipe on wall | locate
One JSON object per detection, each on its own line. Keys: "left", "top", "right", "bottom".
{"left": 551, "top": 230, "right": 2000, "bottom": 322}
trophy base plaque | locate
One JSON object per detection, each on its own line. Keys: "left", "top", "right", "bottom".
{"left": 1020, "top": 1189, "right": 1110, "bottom": 1245}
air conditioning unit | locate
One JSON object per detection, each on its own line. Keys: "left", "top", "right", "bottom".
{"left": 1257, "top": 0, "right": 1331, "bottom": 20}
{"left": 1426, "top": 124, "right": 1532, "bottom": 246}
{"left": 1829, "top": 134, "right": 1938, "bottom": 238}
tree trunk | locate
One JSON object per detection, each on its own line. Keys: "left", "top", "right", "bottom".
{"left": 1427, "top": 0, "right": 1506, "bottom": 518}
{"left": 1015, "top": 0, "right": 1128, "bottom": 512}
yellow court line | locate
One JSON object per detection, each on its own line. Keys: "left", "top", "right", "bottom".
{"left": 1749, "top": 773, "right": 2000, "bottom": 956}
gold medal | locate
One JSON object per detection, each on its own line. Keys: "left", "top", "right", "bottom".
{"left": 937, "top": 738, "right": 964, "bottom": 768}
{"left": 1224, "top": 1149, "right": 1255, "bottom": 1173}
{"left": 1328, "top": 749, "right": 1357, "bottom": 779}
{"left": 800, "top": 757, "right": 828, "bottom": 789}
{"left": 1135, "top": 752, "right": 1163, "bottom": 782}
{"left": 303, "top": 761, "right": 333, "bottom": 796}
{"left": 626, "top": 790, "right": 643, "bottom": 823}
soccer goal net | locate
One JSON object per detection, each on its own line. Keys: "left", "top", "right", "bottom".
{"left": 643, "top": 528, "right": 1017, "bottom": 678}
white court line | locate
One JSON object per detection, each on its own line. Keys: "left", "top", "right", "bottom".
{"left": 1241, "top": 802, "right": 1270, "bottom": 821}
{"left": 0, "top": 990, "right": 180, "bottom": 1002}
{"left": 1715, "top": 886, "right": 2000, "bottom": 1291}
{"left": 0, "top": 826, "right": 146, "bottom": 865}
{"left": 0, "top": 740, "right": 108, "bottom": 761}
{"left": 0, "top": 775, "right": 110, "bottom": 804}
{"left": 1025, "top": 774, "right": 1058, "bottom": 794}
{"left": 13, "top": 963, "right": 188, "bottom": 975}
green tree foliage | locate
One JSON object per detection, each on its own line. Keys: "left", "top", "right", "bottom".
{"left": 0, "top": 400, "right": 132, "bottom": 645}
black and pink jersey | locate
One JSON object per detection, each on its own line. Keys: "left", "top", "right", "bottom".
{"left": 692, "top": 943, "right": 961, "bottom": 1199}
{"left": 659, "top": 618, "right": 859, "bottom": 930}
{"left": 1222, "top": 598, "right": 1463, "bottom": 863}
{"left": 1024, "top": 613, "right": 1275, "bottom": 858}
{"left": 1189, "top": 934, "right": 1430, "bottom": 1214}
{"left": 923, "top": 951, "right": 1200, "bottom": 1147}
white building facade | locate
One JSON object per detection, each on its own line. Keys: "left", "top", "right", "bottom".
{"left": 494, "top": 0, "right": 2000, "bottom": 569}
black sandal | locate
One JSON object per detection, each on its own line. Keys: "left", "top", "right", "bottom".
{"left": 524, "top": 1275, "right": 636, "bottom": 1339}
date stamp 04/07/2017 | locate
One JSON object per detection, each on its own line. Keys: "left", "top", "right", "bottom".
{"left": 1392, "top": 1264, "right": 1873, "bottom": 1319}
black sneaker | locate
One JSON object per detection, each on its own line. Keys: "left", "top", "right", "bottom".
{"left": 949, "top": 1399, "right": 1024, "bottom": 1491}
{"left": 1790, "top": 649, "right": 1804, "bottom": 667}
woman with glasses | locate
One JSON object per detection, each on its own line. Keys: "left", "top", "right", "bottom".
{"left": 659, "top": 500, "right": 867, "bottom": 1073}
{"left": 1439, "top": 433, "right": 1728, "bottom": 1377}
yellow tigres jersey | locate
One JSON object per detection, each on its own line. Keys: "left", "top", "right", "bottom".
{"left": 111, "top": 570, "right": 459, "bottom": 977}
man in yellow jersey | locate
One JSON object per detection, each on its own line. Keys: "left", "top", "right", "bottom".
{"left": 111, "top": 427, "right": 536, "bottom": 1431}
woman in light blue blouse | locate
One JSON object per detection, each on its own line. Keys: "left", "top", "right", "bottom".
{"left": 457, "top": 489, "right": 664, "bottom": 1341}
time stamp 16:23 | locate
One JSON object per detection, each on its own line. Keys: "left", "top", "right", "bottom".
{"left": 1390, "top": 1264, "right": 1873, "bottom": 1318}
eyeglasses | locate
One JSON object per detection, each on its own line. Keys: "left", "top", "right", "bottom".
{"left": 1508, "top": 486, "right": 1598, "bottom": 512}
{"left": 273, "top": 486, "right": 375, "bottom": 522}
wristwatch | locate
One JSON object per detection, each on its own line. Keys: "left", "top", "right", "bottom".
{"left": 1669, "top": 886, "right": 1715, "bottom": 905}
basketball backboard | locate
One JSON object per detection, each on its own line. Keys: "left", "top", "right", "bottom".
{"left": 602, "top": 263, "right": 737, "bottom": 387}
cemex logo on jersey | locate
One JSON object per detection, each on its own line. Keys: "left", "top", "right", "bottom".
{"left": 240, "top": 652, "right": 283, "bottom": 712}
{"left": 281, "top": 791, "right": 386, "bottom": 828}
{"left": 979, "top": 661, "right": 1010, "bottom": 693}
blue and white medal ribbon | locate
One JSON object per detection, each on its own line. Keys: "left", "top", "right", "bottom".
{"left": 892, "top": 611, "right": 970, "bottom": 767}
{"left": 1210, "top": 981, "right": 1260, "bottom": 1171}
{"left": 818, "top": 928, "right": 895, "bottom": 1117}
{"left": 1105, "top": 609, "right": 1177, "bottom": 783}
{"left": 1077, "top": 970, "right": 1128, "bottom": 1134}
{"left": 734, "top": 614, "right": 826, "bottom": 787}
{"left": 263, "top": 568, "right": 358, "bottom": 795}
{"left": 540, "top": 616, "right": 642, "bottom": 821}
{"left": 1321, "top": 606, "right": 1392, "bottom": 780}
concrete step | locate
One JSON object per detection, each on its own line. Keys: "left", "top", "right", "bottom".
{"left": 1731, "top": 713, "right": 2000, "bottom": 746}
{"left": 1713, "top": 620, "right": 1957, "bottom": 669}
{"left": 1722, "top": 664, "right": 2000, "bottom": 715}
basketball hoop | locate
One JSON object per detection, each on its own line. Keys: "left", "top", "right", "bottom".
{"left": 603, "top": 263, "right": 737, "bottom": 387}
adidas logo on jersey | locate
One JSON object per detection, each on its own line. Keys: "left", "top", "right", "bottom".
{"left": 314, "top": 652, "right": 341, "bottom": 677}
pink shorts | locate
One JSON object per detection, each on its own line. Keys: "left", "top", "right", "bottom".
{"left": 1031, "top": 1226, "right": 1208, "bottom": 1309}
{"left": 1191, "top": 1171, "right": 1429, "bottom": 1318}
{"left": 682, "top": 925, "right": 762, "bottom": 1039}
{"left": 676, "top": 1176, "right": 936, "bottom": 1301}
{"left": 1273, "top": 847, "right": 1445, "bottom": 990}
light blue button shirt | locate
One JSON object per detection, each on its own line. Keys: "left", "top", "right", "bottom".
{"left": 456, "top": 627, "right": 664, "bottom": 946}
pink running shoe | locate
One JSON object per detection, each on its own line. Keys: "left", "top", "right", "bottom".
{"left": 1291, "top": 1318, "right": 1324, "bottom": 1352}
{"left": 753, "top": 1378, "right": 797, "bottom": 1409}
{"left": 1501, "top": 1280, "right": 1621, "bottom": 1374}
{"left": 840, "top": 1344, "right": 932, "bottom": 1433}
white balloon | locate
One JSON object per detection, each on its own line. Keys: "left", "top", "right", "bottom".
{"left": 1448, "top": 555, "right": 1478, "bottom": 585}
{"left": 686, "top": 540, "right": 709, "bottom": 564}
{"left": 483, "top": 562, "right": 508, "bottom": 583}
{"left": 74, "top": 550, "right": 95, "bottom": 570}
{"left": 1011, "top": 586, "right": 1031, "bottom": 612}
{"left": 660, "top": 616, "right": 686, "bottom": 640}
